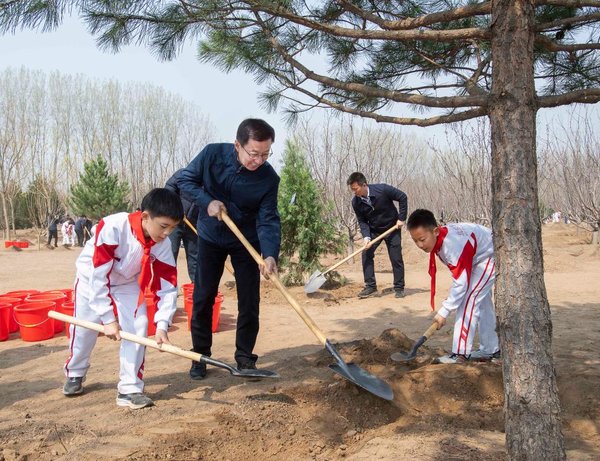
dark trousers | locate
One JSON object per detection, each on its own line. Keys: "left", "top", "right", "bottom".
{"left": 169, "top": 223, "right": 199, "bottom": 282}
{"left": 362, "top": 229, "right": 405, "bottom": 291}
{"left": 47, "top": 230, "right": 57, "bottom": 246}
{"left": 191, "top": 237, "right": 261, "bottom": 364}
{"left": 75, "top": 229, "right": 84, "bottom": 246}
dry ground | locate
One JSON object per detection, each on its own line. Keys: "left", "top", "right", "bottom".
{"left": 0, "top": 223, "right": 598, "bottom": 460}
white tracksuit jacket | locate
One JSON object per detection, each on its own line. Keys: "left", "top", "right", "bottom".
{"left": 65, "top": 211, "right": 178, "bottom": 394}
{"left": 434, "top": 223, "right": 499, "bottom": 356}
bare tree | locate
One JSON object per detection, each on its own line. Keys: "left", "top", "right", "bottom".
{"left": 544, "top": 110, "right": 600, "bottom": 243}
{"left": 3, "top": 1, "right": 600, "bottom": 457}
{"left": 429, "top": 120, "right": 492, "bottom": 224}
{"left": 297, "top": 114, "right": 425, "bottom": 252}
{"left": 0, "top": 67, "right": 216, "bottom": 230}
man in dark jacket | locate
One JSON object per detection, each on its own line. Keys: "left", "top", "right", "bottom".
{"left": 179, "top": 119, "right": 280, "bottom": 379}
{"left": 47, "top": 215, "right": 59, "bottom": 247}
{"left": 348, "top": 172, "right": 408, "bottom": 299}
{"left": 74, "top": 216, "right": 86, "bottom": 247}
{"left": 165, "top": 169, "right": 199, "bottom": 281}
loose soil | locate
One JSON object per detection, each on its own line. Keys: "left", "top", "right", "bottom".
{"left": 0, "top": 223, "right": 598, "bottom": 460}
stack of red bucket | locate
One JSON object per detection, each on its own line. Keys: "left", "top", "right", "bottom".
{"left": 181, "top": 283, "right": 223, "bottom": 333}
{"left": 0, "top": 284, "right": 223, "bottom": 342}
{"left": 0, "top": 288, "right": 74, "bottom": 342}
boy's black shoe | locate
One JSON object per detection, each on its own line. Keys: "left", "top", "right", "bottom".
{"left": 62, "top": 377, "right": 84, "bottom": 396}
{"left": 116, "top": 393, "right": 154, "bottom": 409}
{"left": 190, "top": 361, "right": 207, "bottom": 380}
{"left": 236, "top": 360, "right": 257, "bottom": 371}
{"left": 357, "top": 287, "right": 377, "bottom": 298}
{"left": 394, "top": 290, "right": 405, "bottom": 298}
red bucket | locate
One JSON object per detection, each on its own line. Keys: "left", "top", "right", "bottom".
{"left": 14, "top": 302, "right": 55, "bottom": 342}
{"left": 182, "top": 283, "right": 194, "bottom": 298}
{"left": 25, "top": 293, "right": 66, "bottom": 333}
{"left": 185, "top": 292, "right": 222, "bottom": 333}
{"left": 212, "top": 292, "right": 223, "bottom": 333}
{"left": 0, "top": 302, "right": 10, "bottom": 341}
{"left": 4, "top": 290, "right": 40, "bottom": 300}
{"left": 58, "top": 301, "right": 75, "bottom": 338}
{"left": 46, "top": 289, "right": 73, "bottom": 302}
{"left": 0, "top": 296, "right": 22, "bottom": 333}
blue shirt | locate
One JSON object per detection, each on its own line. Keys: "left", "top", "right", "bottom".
{"left": 178, "top": 143, "right": 281, "bottom": 260}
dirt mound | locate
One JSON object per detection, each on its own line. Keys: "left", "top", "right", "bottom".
{"left": 123, "top": 329, "right": 504, "bottom": 460}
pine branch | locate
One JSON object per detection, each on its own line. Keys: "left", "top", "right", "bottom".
{"left": 256, "top": 15, "right": 487, "bottom": 109}
{"left": 537, "top": 87, "right": 600, "bottom": 106}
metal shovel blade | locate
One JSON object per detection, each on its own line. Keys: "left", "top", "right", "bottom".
{"left": 304, "top": 270, "right": 326, "bottom": 294}
{"left": 390, "top": 335, "right": 426, "bottom": 363}
{"left": 325, "top": 340, "right": 394, "bottom": 401}
{"left": 390, "top": 351, "right": 416, "bottom": 363}
{"left": 202, "top": 356, "right": 280, "bottom": 379}
{"left": 329, "top": 363, "right": 394, "bottom": 401}
{"left": 230, "top": 369, "right": 280, "bottom": 379}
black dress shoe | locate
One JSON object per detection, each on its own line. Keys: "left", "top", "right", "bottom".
{"left": 236, "top": 360, "right": 257, "bottom": 371}
{"left": 190, "top": 361, "right": 207, "bottom": 380}
{"left": 357, "top": 287, "right": 377, "bottom": 298}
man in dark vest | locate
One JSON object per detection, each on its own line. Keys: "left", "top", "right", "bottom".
{"left": 348, "top": 172, "right": 408, "bottom": 299}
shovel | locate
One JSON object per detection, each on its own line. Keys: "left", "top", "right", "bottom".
{"left": 49, "top": 311, "right": 279, "bottom": 379}
{"left": 183, "top": 216, "right": 235, "bottom": 275}
{"left": 304, "top": 224, "right": 398, "bottom": 294}
{"left": 220, "top": 211, "right": 393, "bottom": 401}
{"left": 390, "top": 321, "right": 440, "bottom": 363}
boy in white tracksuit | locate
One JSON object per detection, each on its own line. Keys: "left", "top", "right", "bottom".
{"left": 407, "top": 209, "right": 500, "bottom": 363}
{"left": 62, "top": 188, "right": 183, "bottom": 409}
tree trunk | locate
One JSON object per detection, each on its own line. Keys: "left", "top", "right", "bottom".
{"left": 490, "top": 1, "right": 565, "bottom": 459}
{"left": 347, "top": 229, "right": 357, "bottom": 263}
{"left": 0, "top": 190, "right": 10, "bottom": 240}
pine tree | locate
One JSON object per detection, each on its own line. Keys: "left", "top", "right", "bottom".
{"left": 70, "top": 156, "right": 130, "bottom": 219}
{"left": 278, "top": 141, "right": 343, "bottom": 286}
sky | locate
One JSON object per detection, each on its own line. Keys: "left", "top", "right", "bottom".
{"left": 0, "top": 13, "right": 596, "bottom": 167}
{"left": 0, "top": 15, "right": 294, "bottom": 157}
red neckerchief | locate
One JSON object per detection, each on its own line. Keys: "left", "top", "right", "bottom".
{"left": 128, "top": 211, "right": 156, "bottom": 314}
{"left": 429, "top": 226, "right": 448, "bottom": 311}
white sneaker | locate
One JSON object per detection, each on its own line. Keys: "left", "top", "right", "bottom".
{"left": 116, "top": 393, "right": 154, "bottom": 409}
{"left": 470, "top": 350, "right": 501, "bottom": 362}
{"left": 435, "top": 353, "right": 468, "bottom": 364}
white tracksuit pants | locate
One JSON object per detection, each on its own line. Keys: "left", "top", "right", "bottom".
{"left": 452, "top": 257, "right": 500, "bottom": 356}
{"left": 64, "top": 278, "right": 148, "bottom": 394}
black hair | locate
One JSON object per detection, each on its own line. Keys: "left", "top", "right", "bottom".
{"left": 407, "top": 209, "right": 438, "bottom": 230}
{"left": 347, "top": 172, "right": 367, "bottom": 186}
{"left": 140, "top": 188, "right": 184, "bottom": 221}
{"left": 236, "top": 118, "right": 275, "bottom": 146}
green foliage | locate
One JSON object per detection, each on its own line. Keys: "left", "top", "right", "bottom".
{"left": 70, "top": 156, "right": 130, "bottom": 219}
{"left": 1, "top": 1, "right": 598, "bottom": 119}
{"left": 278, "top": 141, "right": 343, "bottom": 286}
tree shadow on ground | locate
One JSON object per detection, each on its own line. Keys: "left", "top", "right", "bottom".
{"left": 0, "top": 378, "right": 63, "bottom": 410}
{"left": 0, "top": 343, "right": 65, "bottom": 370}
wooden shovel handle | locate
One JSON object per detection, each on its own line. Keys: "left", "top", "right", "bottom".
{"left": 49, "top": 311, "right": 203, "bottom": 362}
{"left": 183, "top": 216, "right": 234, "bottom": 275}
{"left": 423, "top": 322, "right": 440, "bottom": 339}
{"left": 220, "top": 211, "right": 327, "bottom": 345}
{"left": 323, "top": 224, "right": 399, "bottom": 276}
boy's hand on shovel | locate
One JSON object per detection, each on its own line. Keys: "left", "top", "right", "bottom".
{"left": 433, "top": 314, "right": 446, "bottom": 329}
{"left": 104, "top": 321, "right": 121, "bottom": 341}
{"left": 155, "top": 329, "right": 172, "bottom": 349}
